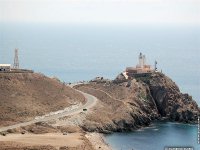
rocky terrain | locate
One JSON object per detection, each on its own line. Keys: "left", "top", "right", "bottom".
{"left": 137, "top": 73, "right": 199, "bottom": 123}
{"left": 0, "top": 71, "right": 199, "bottom": 150}
{"left": 0, "top": 72, "right": 85, "bottom": 127}
{"left": 75, "top": 72, "right": 199, "bottom": 133}
{"left": 0, "top": 72, "right": 108, "bottom": 150}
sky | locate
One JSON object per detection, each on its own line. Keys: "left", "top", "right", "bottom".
{"left": 0, "top": 0, "right": 200, "bottom": 25}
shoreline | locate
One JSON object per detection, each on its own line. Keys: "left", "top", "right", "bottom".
{"left": 86, "top": 132, "right": 112, "bottom": 150}
{"left": 0, "top": 72, "right": 199, "bottom": 150}
{"left": 98, "top": 121, "right": 199, "bottom": 150}
{"left": 0, "top": 121, "right": 197, "bottom": 150}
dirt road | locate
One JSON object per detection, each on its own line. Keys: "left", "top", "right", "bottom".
{"left": 0, "top": 84, "right": 97, "bottom": 132}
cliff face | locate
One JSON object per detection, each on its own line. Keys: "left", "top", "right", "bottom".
{"left": 140, "top": 73, "right": 199, "bottom": 123}
{"left": 75, "top": 72, "right": 199, "bottom": 133}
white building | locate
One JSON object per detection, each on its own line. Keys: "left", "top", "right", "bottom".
{"left": 0, "top": 64, "right": 11, "bottom": 72}
{"left": 125, "top": 53, "right": 152, "bottom": 76}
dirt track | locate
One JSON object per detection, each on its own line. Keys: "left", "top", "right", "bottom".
{"left": 0, "top": 85, "right": 97, "bottom": 132}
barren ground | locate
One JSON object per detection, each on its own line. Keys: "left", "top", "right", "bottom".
{"left": 0, "top": 133, "right": 83, "bottom": 149}
{"left": 0, "top": 73, "right": 85, "bottom": 127}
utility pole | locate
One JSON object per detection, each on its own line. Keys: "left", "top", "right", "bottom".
{"left": 154, "top": 60, "right": 157, "bottom": 72}
{"left": 13, "top": 48, "right": 19, "bottom": 69}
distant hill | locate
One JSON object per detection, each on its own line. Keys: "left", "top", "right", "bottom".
{"left": 0, "top": 72, "right": 85, "bottom": 127}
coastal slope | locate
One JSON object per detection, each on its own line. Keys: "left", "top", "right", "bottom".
{"left": 75, "top": 72, "right": 199, "bottom": 133}
{"left": 0, "top": 73, "right": 85, "bottom": 127}
{"left": 0, "top": 72, "right": 199, "bottom": 150}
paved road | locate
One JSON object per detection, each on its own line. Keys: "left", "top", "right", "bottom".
{"left": 0, "top": 84, "right": 97, "bottom": 132}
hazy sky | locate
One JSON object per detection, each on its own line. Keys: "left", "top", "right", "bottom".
{"left": 0, "top": 0, "right": 200, "bottom": 25}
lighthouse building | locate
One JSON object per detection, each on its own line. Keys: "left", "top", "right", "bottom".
{"left": 125, "top": 53, "right": 153, "bottom": 77}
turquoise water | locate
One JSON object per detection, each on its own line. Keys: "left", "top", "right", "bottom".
{"left": 1, "top": 24, "right": 200, "bottom": 149}
{"left": 105, "top": 122, "right": 200, "bottom": 150}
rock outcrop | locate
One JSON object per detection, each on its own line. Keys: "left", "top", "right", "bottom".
{"left": 139, "top": 73, "right": 199, "bottom": 123}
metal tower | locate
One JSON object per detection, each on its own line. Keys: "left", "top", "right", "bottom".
{"left": 13, "top": 48, "right": 19, "bottom": 69}
{"left": 154, "top": 60, "right": 157, "bottom": 72}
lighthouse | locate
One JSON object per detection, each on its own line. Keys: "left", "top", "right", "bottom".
{"left": 125, "top": 52, "right": 152, "bottom": 76}
{"left": 139, "top": 52, "right": 143, "bottom": 68}
{"left": 138, "top": 52, "right": 147, "bottom": 69}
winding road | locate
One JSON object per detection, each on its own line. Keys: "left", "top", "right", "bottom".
{"left": 0, "top": 84, "right": 97, "bottom": 132}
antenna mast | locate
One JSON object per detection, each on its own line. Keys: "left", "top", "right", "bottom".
{"left": 154, "top": 60, "right": 157, "bottom": 72}
{"left": 13, "top": 48, "right": 19, "bottom": 69}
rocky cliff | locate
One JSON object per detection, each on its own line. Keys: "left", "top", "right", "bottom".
{"left": 75, "top": 72, "right": 199, "bottom": 133}
{"left": 138, "top": 73, "right": 199, "bottom": 123}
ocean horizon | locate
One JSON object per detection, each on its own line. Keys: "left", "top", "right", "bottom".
{"left": 1, "top": 23, "right": 199, "bottom": 104}
{"left": 1, "top": 0, "right": 200, "bottom": 149}
{"left": 1, "top": 23, "right": 200, "bottom": 150}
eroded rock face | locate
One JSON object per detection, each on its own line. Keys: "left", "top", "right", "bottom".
{"left": 76, "top": 77, "right": 159, "bottom": 133}
{"left": 140, "top": 73, "right": 199, "bottom": 123}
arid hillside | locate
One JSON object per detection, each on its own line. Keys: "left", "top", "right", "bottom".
{"left": 0, "top": 73, "right": 85, "bottom": 127}
{"left": 75, "top": 78, "right": 158, "bottom": 133}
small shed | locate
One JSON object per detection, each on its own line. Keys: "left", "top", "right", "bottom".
{"left": 0, "top": 64, "right": 11, "bottom": 71}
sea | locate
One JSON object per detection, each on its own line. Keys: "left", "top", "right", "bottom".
{"left": 0, "top": 23, "right": 200, "bottom": 150}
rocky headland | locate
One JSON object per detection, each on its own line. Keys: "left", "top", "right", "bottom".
{"left": 75, "top": 72, "right": 199, "bottom": 133}
{"left": 0, "top": 71, "right": 199, "bottom": 150}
